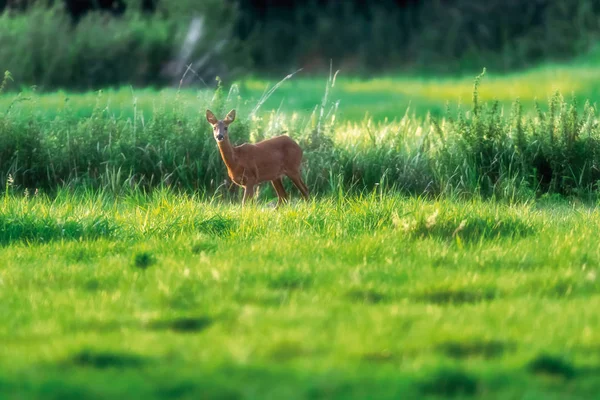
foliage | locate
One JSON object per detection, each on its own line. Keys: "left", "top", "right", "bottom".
{"left": 2, "top": 70, "right": 600, "bottom": 200}
{"left": 236, "top": 0, "right": 600, "bottom": 75}
{"left": 0, "top": 1, "right": 247, "bottom": 89}
{"left": 2, "top": 0, "right": 600, "bottom": 88}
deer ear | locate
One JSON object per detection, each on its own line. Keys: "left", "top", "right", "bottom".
{"left": 224, "top": 109, "right": 236, "bottom": 125}
{"left": 206, "top": 109, "right": 218, "bottom": 125}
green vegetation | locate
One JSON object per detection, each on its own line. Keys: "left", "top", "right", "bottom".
{"left": 2, "top": 49, "right": 600, "bottom": 398}
{"left": 236, "top": 0, "right": 600, "bottom": 75}
{"left": 1, "top": 190, "right": 599, "bottom": 399}
{"left": 2, "top": 0, "right": 600, "bottom": 88}
{"left": 4, "top": 59, "right": 600, "bottom": 121}
{"left": 0, "top": 1, "right": 244, "bottom": 89}
{"left": 3, "top": 66, "right": 600, "bottom": 198}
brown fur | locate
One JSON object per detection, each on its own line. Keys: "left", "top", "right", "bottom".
{"left": 206, "top": 109, "right": 309, "bottom": 206}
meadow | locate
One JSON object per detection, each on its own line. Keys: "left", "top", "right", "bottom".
{"left": 2, "top": 64, "right": 600, "bottom": 399}
{"left": 1, "top": 191, "right": 599, "bottom": 399}
{"left": 5, "top": 58, "right": 600, "bottom": 122}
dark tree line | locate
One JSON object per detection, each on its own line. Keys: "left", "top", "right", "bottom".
{"left": 0, "top": 0, "right": 155, "bottom": 16}
{"left": 1, "top": 0, "right": 598, "bottom": 83}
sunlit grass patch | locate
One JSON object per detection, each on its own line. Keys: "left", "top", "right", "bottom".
{"left": 341, "top": 66, "right": 598, "bottom": 103}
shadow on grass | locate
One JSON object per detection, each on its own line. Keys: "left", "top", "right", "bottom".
{"left": 196, "top": 215, "right": 235, "bottom": 237}
{"left": 267, "top": 269, "right": 313, "bottom": 291}
{"left": 132, "top": 251, "right": 156, "bottom": 269}
{"left": 540, "top": 276, "right": 600, "bottom": 298}
{"left": 402, "top": 213, "right": 535, "bottom": 243}
{"left": 528, "top": 354, "right": 576, "bottom": 380}
{"left": 148, "top": 316, "right": 214, "bottom": 334}
{"left": 191, "top": 237, "right": 218, "bottom": 254}
{"left": 7, "top": 360, "right": 600, "bottom": 400}
{"left": 68, "top": 349, "right": 147, "bottom": 369}
{"left": 437, "top": 339, "right": 514, "bottom": 359}
{"left": 346, "top": 287, "right": 391, "bottom": 304}
{"left": 234, "top": 290, "right": 289, "bottom": 306}
{"left": 419, "top": 367, "right": 479, "bottom": 397}
{"left": 0, "top": 214, "right": 114, "bottom": 245}
{"left": 414, "top": 285, "right": 497, "bottom": 305}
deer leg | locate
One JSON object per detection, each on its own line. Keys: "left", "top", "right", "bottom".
{"left": 271, "top": 178, "right": 288, "bottom": 208}
{"left": 242, "top": 184, "right": 255, "bottom": 206}
{"left": 287, "top": 172, "right": 310, "bottom": 200}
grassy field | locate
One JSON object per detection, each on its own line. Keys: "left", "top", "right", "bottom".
{"left": 0, "top": 190, "right": 599, "bottom": 399}
{"left": 2, "top": 61, "right": 600, "bottom": 398}
{"left": 4, "top": 60, "right": 600, "bottom": 123}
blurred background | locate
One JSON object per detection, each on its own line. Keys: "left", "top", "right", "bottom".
{"left": 0, "top": 0, "right": 598, "bottom": 90}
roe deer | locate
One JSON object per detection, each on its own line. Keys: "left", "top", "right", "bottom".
{"left": 206, "top": 109, "right": 310, "bottom": 207}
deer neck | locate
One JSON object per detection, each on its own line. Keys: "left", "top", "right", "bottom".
{"left": 217, "top": 138, "right": 238, "bottom": 173}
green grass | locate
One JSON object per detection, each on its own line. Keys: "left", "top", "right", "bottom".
{"left": 4, "top": 60, "right": 600, "bottom": 123}
{"left": 241, "top": 62, "right": 600, "bottom": 121}
{"left": 1, "top": 190, "right": 600, "bottom": 399}
{"left": 3, "top": 65, "right": 600, "bottom": 199}
{"left": 3, "top": 62, "right": 600, "bottom": 398}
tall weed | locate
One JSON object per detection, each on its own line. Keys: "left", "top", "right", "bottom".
{"left": 1, "top": 73, "right": 600, "bottom": 200}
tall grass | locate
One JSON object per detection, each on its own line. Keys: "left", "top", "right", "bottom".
{"left": 1, "top": 71, "right": 600, "bottom": 200}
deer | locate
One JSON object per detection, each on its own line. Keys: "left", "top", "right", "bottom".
{"left": 206, "top": 109, "right": 310, "bottom": 207}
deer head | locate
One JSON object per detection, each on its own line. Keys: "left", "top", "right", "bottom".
{"left": 206, "top": 109, "right": 236, "bottom": 142}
